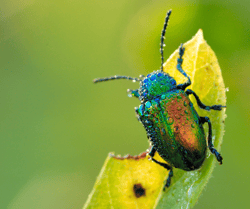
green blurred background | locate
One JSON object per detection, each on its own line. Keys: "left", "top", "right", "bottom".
{"left": 0, "top": 0, "right": 249, "bottom": 208}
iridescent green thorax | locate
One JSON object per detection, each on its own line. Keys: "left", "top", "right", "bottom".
{"left": 138, "top": 70, "right": 176, "bottom": 102}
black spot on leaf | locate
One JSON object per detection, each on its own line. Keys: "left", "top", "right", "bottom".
{"left": 133, "top": 184, "right": 146, "bottom": 198}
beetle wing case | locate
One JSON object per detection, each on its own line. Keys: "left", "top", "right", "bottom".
{"left": 140, "top": 90, "right": 207, "bottom": 171}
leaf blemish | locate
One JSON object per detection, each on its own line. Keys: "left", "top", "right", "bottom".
{"left": 110, "top": 152, "right": 147, "bottom": 160}
{"left": 133, "top": 184, "right": 146, "bottom": 198}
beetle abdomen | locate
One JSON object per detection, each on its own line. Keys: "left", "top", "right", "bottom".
{"left": 141, "top": 89, "right": 207, "bottom": 171}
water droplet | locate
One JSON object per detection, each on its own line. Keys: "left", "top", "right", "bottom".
{"left": 171, "top": 80, "right": 176, "bottom": 85}
{"left": 225, "top": 87, "right": 229, "bottom": 92}
{"left": 161, "top": 128, "right": 166, "bottom": 135}
{"left": 175, "top": 115, "right": 181, "bottom": 119}
{"left": 157, "top": 72, "right": 163, "bottom": 77}
{"left": 145, "top": 101, "right": 151, "bottom": 108}
{"left": 167, "top": 117, "right": 174, "bottom": 125}
{"left": 150, "top": 74, "right": 156, "bottom": 81}
{"left": 127, "top": 89, "right": 132, "bottom": 97}
{"left": 191, "top": 124, "right": 195, "bottom": 128}
{"left": 184, "top": 110, "right": 188, "bottom": 114}
{"left": 139, "top": 105, "right": 143, "bottom": 116}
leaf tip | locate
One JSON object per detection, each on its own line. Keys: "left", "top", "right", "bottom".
{"left": 192, "top": 29, "right": 205, "bottom": 44}
{"left": 197, "top": 28, "right": 203, "bottom": 35}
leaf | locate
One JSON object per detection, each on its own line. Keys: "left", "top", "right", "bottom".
{"left": 84, "top": 152, "right": 169, "bottom": 209}
{"left": 84, "top": 29, "right": 226, "bottom": 209}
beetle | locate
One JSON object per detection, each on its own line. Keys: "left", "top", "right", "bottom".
{"left": 93, "top": 10, "right": 225, "bottom": 188}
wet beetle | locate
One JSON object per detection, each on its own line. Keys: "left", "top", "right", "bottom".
{"left": 93, "top": 10, "right": 225, "bottom": 188}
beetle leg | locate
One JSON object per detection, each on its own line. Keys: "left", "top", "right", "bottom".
{"left": 148, "top": 145, "right": 157, "bottom": 157}
{"left": 200, "top": 116, "right": 223, "bottom": 164}
{"left": 151, "top": 157, "right": 173, "bottom": 189}
{"left": 176, "top": 44, "right": 191, "bottom": 90}
{"left": 186, "top": 89, "right": 226, "bottom": 111}
{"left": 164, "top": 169, "right": 173, "bottom": 189}
{"left": 127, "top": 89, "right": 139, "bottom": 98}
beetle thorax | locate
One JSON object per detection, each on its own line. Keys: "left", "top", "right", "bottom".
{"left": 138, "top": 70, "right": 177, "bottom": 102}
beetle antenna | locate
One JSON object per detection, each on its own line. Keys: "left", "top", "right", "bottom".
{"left": 160, "top": 10, "right": 172, "bottom": 71}
{"left": 93, "top": 75, "right": 141, "bottom": 83}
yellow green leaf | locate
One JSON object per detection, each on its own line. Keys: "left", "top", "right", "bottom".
{"left": 84, "top": 152, "right": 168, "bottom": 209}
{"left": 84, "top": 29, "right": 226, "bottom": 209}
